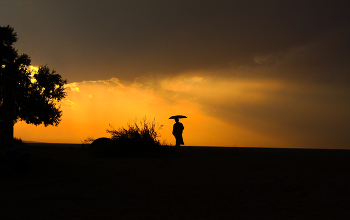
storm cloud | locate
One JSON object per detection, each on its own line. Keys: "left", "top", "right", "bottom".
{"left": 2, "top": 0, "right": 349, "bottom": 83}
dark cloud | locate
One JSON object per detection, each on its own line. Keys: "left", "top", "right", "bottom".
{"left": 196, "top": 83, "right": 350, "bottom": 148}
{"left": 2, "top": 0, "right": 349, "bottom": 83}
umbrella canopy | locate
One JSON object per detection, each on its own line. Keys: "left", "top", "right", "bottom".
{"left": 169, "top": 115, "right": 187, "bottom": 119}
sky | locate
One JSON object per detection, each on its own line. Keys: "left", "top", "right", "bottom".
{"left": 1, "top": 0, "right": 350, "bottom": 148}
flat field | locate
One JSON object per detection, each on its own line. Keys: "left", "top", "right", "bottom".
{"left": 1, "top": 145, "right": 350, "bottom": 219}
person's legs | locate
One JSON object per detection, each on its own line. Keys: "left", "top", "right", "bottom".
{"left": 175, "top": 135, "right": 183, "bottom": 149}
{"left": 175, "top": 138, "right": 179, "bottom": 149}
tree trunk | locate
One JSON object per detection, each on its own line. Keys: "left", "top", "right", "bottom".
{"left": 1, "top": 76, "right": 14, "bottom": 148}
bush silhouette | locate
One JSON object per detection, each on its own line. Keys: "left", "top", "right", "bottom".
{"left": 89, "top": 117, "right": 165, "bottom": 157}
{"left": 107, "top": 117, "right": 163, "bottom": 149}
{"left": 89, "top": 137, "right": 116, "bottom": 156}
{"left": 13, "top": 137, "right": 24, "bottom": 145}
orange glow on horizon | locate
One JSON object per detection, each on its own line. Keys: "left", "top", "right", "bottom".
{"left": 14, "top": 75, "right": 289, "bottom": 147}
{"left": 14, "top": 74, "right": 345, "bottom": 148}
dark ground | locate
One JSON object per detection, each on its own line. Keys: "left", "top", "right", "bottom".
{"left": 1, "top": 145, "right": 350, "bottom": 219}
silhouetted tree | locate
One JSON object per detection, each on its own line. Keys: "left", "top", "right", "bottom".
{"left": 1, "top": 25, "right": 67, "bottom": 146}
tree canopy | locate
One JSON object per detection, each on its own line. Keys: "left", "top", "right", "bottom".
{"left": 0, "top": 25, "right": 67, "bottom": 126}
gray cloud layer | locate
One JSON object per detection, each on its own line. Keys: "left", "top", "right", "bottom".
{"left": 2, "top": 0, "right": 349, "bottom": 83}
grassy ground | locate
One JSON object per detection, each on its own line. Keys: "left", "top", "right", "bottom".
{"left": 1, "top": 145, "right": 350, "bottom": 219}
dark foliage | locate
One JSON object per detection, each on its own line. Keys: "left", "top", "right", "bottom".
{"left": 87, "top": 118, "right": 165, "bottom": 157}
{"left": 89, "top": 137, "right": 118, "bottom": 157}
{"left": 0, "top": 25, "right": 67, "bottom": 126}
{"left": 13, "top": 137, "right": 23, "bottom": 145}
{"left": 106, "top": 117, "right": 163, "bottom": 149}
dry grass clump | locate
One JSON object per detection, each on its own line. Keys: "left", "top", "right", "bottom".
{"left": 107, "top": 117, "right": 163, "bottom": 147}
{"left": 87, "top": 117, "right": 167, "bottom": 157}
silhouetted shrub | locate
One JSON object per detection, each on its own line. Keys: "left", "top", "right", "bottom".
{"left": 87, "top": 117, "right": 168, "bottom": 157}
{"left": 106, "top": 117, "right": 164, "bottom": 152}
{"left": 81, "top": 136, "right": 95, "bottom": 147}
{"left": 89, "top": 137, "right": 118, "bottom": 157}
{"left": 13, "top": 137, "right": 24, "bottom": 145}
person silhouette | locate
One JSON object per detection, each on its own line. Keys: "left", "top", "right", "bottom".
{"left": 172, "top": 118, "right": 184, "bottom": 149}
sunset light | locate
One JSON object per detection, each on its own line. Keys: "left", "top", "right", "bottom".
{"left": 14, "top": 74, "right": 288, "bottom": 147}
{"left": 2, "top": 2, "right": 350, "bottom": 219}
{"left": 2, "top": 0, "right": 349, "bottom": 149}
{"left": 14, "top": 72, "right": 349, "bottom": 148}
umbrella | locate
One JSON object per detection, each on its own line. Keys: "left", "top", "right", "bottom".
{"left": 169, "top": 115, "right": 187, "bottom": 119}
